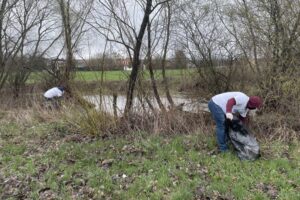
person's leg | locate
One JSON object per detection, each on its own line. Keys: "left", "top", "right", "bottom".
{"left": 208, "top": 100, "right": 228, "bottom": 152}
{"left": 43, "top": 97, "right": 53, "bottom": 110}
{"left": 52, "top": 97, "right": 61, "bottom": 109}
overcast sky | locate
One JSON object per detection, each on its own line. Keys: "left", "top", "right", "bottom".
{"left": 59, "top": 0, "right": 173, "bottom": 60}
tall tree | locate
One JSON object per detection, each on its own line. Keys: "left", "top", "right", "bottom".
{"left": 161, "top": 1, "right": 174, "bottom": 107}
{"left": 218, "top": 0, "right": 300, "bottom": 108}
{"left": 55, "top": 0, "right": 93, "bottom": 90}
{"left": 0, "top": 0, "right": 9, "bottom": 90}
{"left": 177, "top": 0, "right": 236, "bottom": 93}
{"left": 147, "top": 21, "right": 165, "bottom": 111}
{"left": 0, "top": 0, "right": 58, "bottom": 96}
{"left": 7, "top": 0, "right": 56, "bottom": 97}
{"left": 92, "top": 0, "right": 170, "bottom": 116}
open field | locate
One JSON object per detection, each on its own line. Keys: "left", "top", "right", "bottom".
{"left": 0, "top": 112, "right": 299, "bottom": 200}
{"left": 27, "top": 69, "right": 196, "bottom": 83}
{"left": 76, "top": 69, "right": 195, "bottom": 82}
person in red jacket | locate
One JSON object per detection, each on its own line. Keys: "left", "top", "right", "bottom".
{"left": 208, "top": 92, "right": 262, "bottom": 152}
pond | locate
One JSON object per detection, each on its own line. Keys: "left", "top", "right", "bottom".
{"left": 83, "top": 94, "right": 209, "bottom": 116}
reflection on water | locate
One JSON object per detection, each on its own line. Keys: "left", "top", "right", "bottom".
{"left": 83, "top": 95, "right": 208, "bottom": 115}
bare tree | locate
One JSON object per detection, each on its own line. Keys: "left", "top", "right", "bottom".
{"left": 57, "top": 0, "right": 75, "bottom": 85}
{"left": 218, "top": 0, "right": 300, "bottom": 109}
{"left": 146, "top": 20, "right": 165, "bottom": 111}
{"left": 0, "top": 0, "right": 55, "bottom": 96}
{"left": 176, "top": 0, "right": 236, "bottom": 93}
{"left": 7, "top": 0, "right": 57, "bottom": 97}
{"left": 0, "top": 0, "right": 20, "bottom": 90}
{"left": 161, "top": 1, "right": 174, "bottom": 107}
{"left": 54, "top": 0, "right": 93, "bottom": 90}
{"left": 123, "top": 0, "right": 152, "bottom": 115}
{"left": 92, "top": 0, "right": 170, "bottom": 116}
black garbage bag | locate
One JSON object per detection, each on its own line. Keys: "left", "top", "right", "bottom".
{"left": 227, "top": 117, "right": 260, "bottom": 161}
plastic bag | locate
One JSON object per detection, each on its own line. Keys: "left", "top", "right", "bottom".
{"left": 228, "top": 118, "right": 260, "bottom": 161}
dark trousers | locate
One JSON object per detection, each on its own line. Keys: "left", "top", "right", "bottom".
{"left": 208, "top": 100, "right": 228, "bottom": 152}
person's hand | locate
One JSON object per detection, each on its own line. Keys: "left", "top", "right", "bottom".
{"left": 226, "top": 113, "right": 233, "bottom": 120}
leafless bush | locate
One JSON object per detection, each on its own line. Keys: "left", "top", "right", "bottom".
{"left": 259, "top": 73, "right": 300, "bottom": 114}
{"left": 251, "top": 112, "right": 300, "bottom": 143}
{"left": 114, "top": 109, "right": 211, "bottom": 136}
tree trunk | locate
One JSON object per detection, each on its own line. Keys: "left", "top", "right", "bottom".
{"left": 147, "top": 22, "right": 165, "bottom": 111}
{"left": 0, "top": 0, "right": 8, "bottom": 90}
{"left": 124, "top": 0, "right": 152, "bottom": 116}
{"left": 161, "top": 2, "right": 174, "bottom": 107}
{"left": 59, "top": 0, "right": 75, "bottom": 91}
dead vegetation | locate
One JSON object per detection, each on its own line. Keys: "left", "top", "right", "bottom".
{"left": 0, "top": 91, "right": 299, "bottom": 143}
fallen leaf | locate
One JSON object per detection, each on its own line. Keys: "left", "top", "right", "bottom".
{"left": 101, "top": 159, "right": 114, "bottom": 167}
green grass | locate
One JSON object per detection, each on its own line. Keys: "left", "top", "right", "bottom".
{"left": 27, "top": 69, "right": 195, "bottom": 83}
{"left": 75, "top": 70, "right": 130, "bottom": 81}
{"left": 0, "top": 120, "right": 299, "bottom": 199}
{"left": 75, "top": 69, "right": 193, "bottom": 82}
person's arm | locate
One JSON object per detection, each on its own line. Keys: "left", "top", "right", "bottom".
{"left": 56, "top": 89, "right": 63, "bottom": 97}
{"left": 226, "top": 98, "right": 236, "bottom": 113}
{"left": 225, "top": 98, "right": 236, "bottom": 120}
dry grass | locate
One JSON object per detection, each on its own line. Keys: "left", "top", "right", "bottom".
{"left": 251, "top": 113, "right": 300, "bottom": 143}
{"left": 0, "top": 96, "right": 53, "bottom": 123}
{"left": 0, "top": 77, "right": 299, "bottom": 142}
{"left": 1, "top": 94, "right": 298, "bottom": 143}
{"left": 59, "top": 89, "right": 213, "bottom": 136}
{"left": 117, "top": 110, "right": 211, "bottom": 135}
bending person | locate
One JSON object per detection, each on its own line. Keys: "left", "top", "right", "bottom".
{"left": 208, "top": 92, "right": 262, "bottom": 152}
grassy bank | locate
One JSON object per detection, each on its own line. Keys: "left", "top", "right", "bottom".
{"left": 27, "top": 69, "right": 195, "bottom": 83}
{"left": 0, "top": 112, "right": 299, "bottom": 199}
{"left": 76, "top": 69, "right": 193, "bottom": 82}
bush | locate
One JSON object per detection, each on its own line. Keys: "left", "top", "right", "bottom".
{"left": 64, "top": 96, "right": 117, "bottom": 136}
